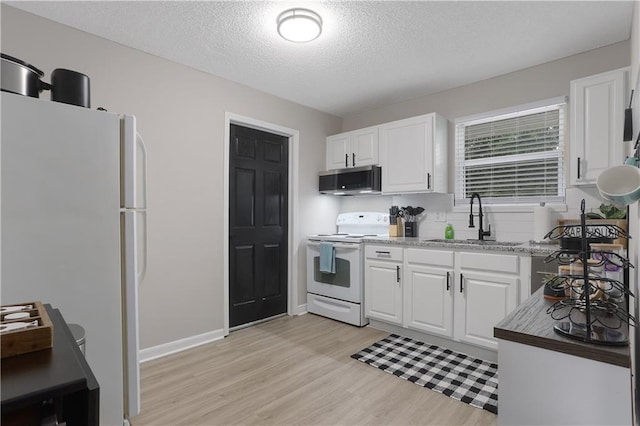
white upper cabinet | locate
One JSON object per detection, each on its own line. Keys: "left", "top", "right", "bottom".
{"left": 570, "top": 67, "right": 628, "bottom": 186}
{"left": 326, "top": 126, "right": 379, "bottom": 170}
{"left": 378, "top": 113, "right": 448, "bottom": 194}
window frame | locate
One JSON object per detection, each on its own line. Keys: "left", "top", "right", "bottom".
{"left": 454, "top": 96, "right": 567, "bottom": 208}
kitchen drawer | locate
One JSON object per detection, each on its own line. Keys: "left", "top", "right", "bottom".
{"left": 405, "top": 248, "right": 454, "bottom": 268}
{"left": 457, "top": 251, "right": 519, "bottom": 274}
{"left": 365, "top": 245, "right": 403, "bottom": 261}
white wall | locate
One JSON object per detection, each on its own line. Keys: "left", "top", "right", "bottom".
{"left": 339, "top": 41, "right": 631, "bottom": 242}
{"left": 1, "top": 5, "right": 342, "bottom": 349}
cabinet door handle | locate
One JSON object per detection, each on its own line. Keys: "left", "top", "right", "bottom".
{"left": 446, "top": 271, "right": 450, "bottom": 291}
{"left": 427, "top": 173, "right": 431, "bottom": 189}
{"left": 577, "top": 157, "right": 581, "bottom": 179}
{"left": 396, "top": 265, "right": 401, "bottom": 283}
{"left": 459, "top": 273, "right": 464, "bottom": 293}
{"left": 352, "top": 152, "right": 356, "bottom": 167}
{"left": 345, "top": 153, "right": 349, "bottom": 168}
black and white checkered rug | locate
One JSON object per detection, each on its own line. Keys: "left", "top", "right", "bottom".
{"left": 351, "top": 334, "right": 498, "bottom": 414}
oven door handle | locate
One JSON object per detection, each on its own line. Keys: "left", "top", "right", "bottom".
{"left": 307, "top": 241, "right": 360, "bottom": 250}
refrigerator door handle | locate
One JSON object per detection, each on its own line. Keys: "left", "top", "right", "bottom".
{"left": 136, "top": 131, "right": 148, "bottom": 210}
{"left": 122, "top": 116, "right": 148, "bottom": 210}
{"left": 138, "top": 210, "right": 148, "bottom": 283}
{"left": 122, "top": 211, "right": 141, "bottom": 417}
{"left": 135, "top": 131, "right": 148, "bottom": 284}
{"left": 123, "top": 115, "right": 135, "bottom": 208}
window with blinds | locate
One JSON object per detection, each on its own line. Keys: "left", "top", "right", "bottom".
{"left": 454, "top": 98, "right": 566, "bottom": 206}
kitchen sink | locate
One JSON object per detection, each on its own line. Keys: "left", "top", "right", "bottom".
{"left": 423, "top": 239, "right": 523, "bottom": 247}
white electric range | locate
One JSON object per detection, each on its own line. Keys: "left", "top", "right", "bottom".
{"left": 306, "top": 212, "right": 389, "bottom": 326}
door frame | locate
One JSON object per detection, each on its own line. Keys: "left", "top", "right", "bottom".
{"left": 223, "top": 112, "right": 299, "bottom": 336}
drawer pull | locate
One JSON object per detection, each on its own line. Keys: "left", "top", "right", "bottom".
{"left": 375, "top": 251, "right": 391, "bottom": 255}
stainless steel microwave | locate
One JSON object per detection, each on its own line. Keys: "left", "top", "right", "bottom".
{"left": 319, "top": 165, "right": 381, "bottom": 195}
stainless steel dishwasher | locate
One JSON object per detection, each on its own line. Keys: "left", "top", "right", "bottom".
{"left": 530, "top": 253, "right": 559, "bottom": 294}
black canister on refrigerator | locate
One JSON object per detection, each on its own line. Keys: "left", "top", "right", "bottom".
{"left": 51, "top": 68, "right": 90, "bottom": 108}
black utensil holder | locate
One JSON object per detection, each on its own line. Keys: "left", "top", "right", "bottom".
{"left": 404, "top": 222, "right": 417, "bottom": 237}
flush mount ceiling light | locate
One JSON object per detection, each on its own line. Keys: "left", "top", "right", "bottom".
{"left": 277, "top": 8, "right": 322, "bottom": 43}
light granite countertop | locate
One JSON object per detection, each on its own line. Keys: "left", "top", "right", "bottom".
{"left": 361, "top": 236, "right": 559, "bottom": 255}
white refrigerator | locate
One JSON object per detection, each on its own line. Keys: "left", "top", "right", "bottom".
{"left": 1, "top": 91, "right": 147, "bottom": 425}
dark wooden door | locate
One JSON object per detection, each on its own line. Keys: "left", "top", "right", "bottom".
{"left": 229, "top": 124, "right": 288, "bottom": 328}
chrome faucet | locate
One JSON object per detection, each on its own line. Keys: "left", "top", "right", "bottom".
{"left": 468, "top": 192, "right": 491, "bottom": 241}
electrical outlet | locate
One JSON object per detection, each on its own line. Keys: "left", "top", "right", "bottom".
{"left": 434, "top": 212, "right": 446, "bottom": 222}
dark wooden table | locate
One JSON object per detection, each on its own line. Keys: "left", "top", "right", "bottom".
{"left": 1, "top": 304, "right": 99, "bottom": 425}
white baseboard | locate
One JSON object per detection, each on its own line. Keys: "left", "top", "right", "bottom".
{"left": 139, "top": 328, "right": 225, "bottom": 363}
{"left": 293, "top": 303, "right": 307, "bottom": 316}
{"left": 140, "top": 307, "right": 308, "bottom": 363}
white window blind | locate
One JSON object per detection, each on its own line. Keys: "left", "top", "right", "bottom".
{"left": 455, "top": 99, "right": 566, "bottom": 206}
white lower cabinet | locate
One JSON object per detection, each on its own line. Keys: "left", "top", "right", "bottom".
{"left": 454, "top": 251, "right": 520, "bottom": 351}
{"left": 404, "top": 248, "right": 454, "bottom": 337}
{"left": 453, "top": 270, "right": 518, "bottom": 351}
{"left": 364, "top": 245, "right": 403, "bottom": 325}
{"left": 364, "top": 245, "right": 525, "bottom": 352}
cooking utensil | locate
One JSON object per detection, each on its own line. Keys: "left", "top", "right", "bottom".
{"left": 400, "top": 206, "right": 424, "bottom": 223}
{"left": 624, "top": 89, "right": 634, "bottom": 141}
{"left": 51, "top": 68, "right": 91, "bottom": 108}
{"left": 1, "top": 53, "right": 51, "bottom": 97}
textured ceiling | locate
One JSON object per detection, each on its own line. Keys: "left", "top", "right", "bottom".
{"left": 7, "top": 1, "right": 634, "bottom": 117}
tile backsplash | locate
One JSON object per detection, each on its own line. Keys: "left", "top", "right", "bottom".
{"left": 338, "top": 186, "right": 614, "bottom": 242}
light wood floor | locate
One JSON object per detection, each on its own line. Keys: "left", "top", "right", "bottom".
{"left": 131, "top": 314, "right": 497, "bottom": 425}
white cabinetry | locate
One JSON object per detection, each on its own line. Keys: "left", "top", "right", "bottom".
{"left": 378, "top": 113, "right": 448, "bottom": 194}
{"left": 404, "top": 248, "right": 454, "bottom": 338}
{"left": 364, "top": 245, "right": 403, "bottom": 325}
{"left": 364, "top": 244, "right": 528, "bottom": 352}
{"left": 454, "top": 251, "right": 520, "bottom": 351}
{"left": 326, "top": 126, "right": 379, "bottom": 170}
{"left": 570, "top": 67, "right": 628, "bottom": 185}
